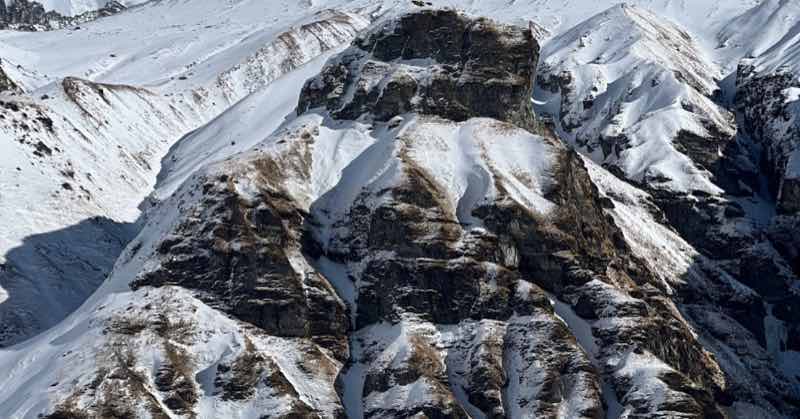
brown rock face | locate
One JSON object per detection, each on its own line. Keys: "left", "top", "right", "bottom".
{"left": 131, "top": 170, "right": 349, "bottom": 355}
{"left": 298, "top": 9, "right": 540, "bottom": 130}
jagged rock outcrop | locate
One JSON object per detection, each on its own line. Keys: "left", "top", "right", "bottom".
{"left": 131, "top": 165, "right": 350, "bottom": 355}
{"left": 536, "top": 9, "right": 800, "bottom": 416}
{"left": 298, "top": 9, "right": 539, "bottom": 130}
{"left": 736, "top": 63, "right": 800, "bottom": 215}
{"left": 0, "top": 63, "right": 21, "bottom": 93}
{"left": 730, "top": 59, "right": 800, "bottom": 390}
{"left": 535, "top": 4, "right": 761, "bottom": 262}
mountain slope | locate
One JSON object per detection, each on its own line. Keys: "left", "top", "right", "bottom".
{"left": 2, "top": 9, "right": 798, "bottom": 419}
{"left": 535, "top": 4, "right": 737, "bottom": 194}
{"left": 0, "top": 1, "right": 799, "bottom": 419}
{"left": 0, "top": 0, "right": 367, "bottom": 345}
{"left": 716, "top": 0, "right": 800, "bottom": 70}
{"left": 729, "top": 3, "right": 800, "bottom": 380}
{"left": 534, "top": 6, "right": 800, "bottom": 416}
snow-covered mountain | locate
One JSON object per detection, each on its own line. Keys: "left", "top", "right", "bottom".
{"left": 0, "top": 0, "right": 798, "bottom": 418}
{"left": 0, "top": 0, "right": 367, "bottom": 345}
{"left": 536, "top": 4, "right": 735, "bottom": 194}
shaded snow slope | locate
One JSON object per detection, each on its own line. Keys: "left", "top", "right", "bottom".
{"left": 730, "top": 1, "right": 800, "bottom": 214}
{"left": 729, "top": 0, "right": 800, "bottom": 194}
{"left": 0, "top": 78, "right": 197, "bottom": 345}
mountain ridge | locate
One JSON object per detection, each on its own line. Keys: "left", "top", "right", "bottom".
{"left": 0, "top": 2, "right": 798, "bottom": 418}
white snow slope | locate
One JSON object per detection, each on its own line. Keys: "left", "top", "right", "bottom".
{"left": 535, "top": 4, "right": 734, "bottom": 194}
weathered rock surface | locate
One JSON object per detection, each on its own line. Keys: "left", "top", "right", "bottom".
{"left": 0, "top": 64, "right": 21, "bottom": 93}
{"left": 537, "top": 7, "right": 800, "bottom": 417}
{"left": 298, "top": 9, "right": 539, "bottom": 131}
{"left": 736, "top": 64, "right": 800, "bottom": 215}
{"left": 131, "top": 171, "right": 350, "bottom": 353}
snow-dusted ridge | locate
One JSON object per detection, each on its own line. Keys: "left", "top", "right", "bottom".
{"left": 535, "top": 4, "right": 735, "bottom": 195}
{"left": 0, "top": 0, "right": 369, "bottom": 345}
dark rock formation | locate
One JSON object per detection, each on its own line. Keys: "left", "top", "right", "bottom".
{"left": 298, "top": 9, "right": 540, "bottom": 131}
{"left": 736, "top": 64, "right": 800, "bottom": 215}
{"left": 131, "top": 170, "right": 350, "bottom": 356}
{"left": 0, "top": 62, "right": 21, "bottom": 93}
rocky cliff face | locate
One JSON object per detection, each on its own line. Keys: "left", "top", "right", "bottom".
{"left": 736, "top": 63, "right": 800, "bottom": 215}
{"left": 733, "top": 60, "right": 800, "bottom": 368}
{"left": 298, "top": 10, "right": 538, "bottom": 130}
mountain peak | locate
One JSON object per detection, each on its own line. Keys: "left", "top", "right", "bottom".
{"left": 299, "top": 9, "right": 540, "bottom": 129}
{"left": 544, "top": 2, "right": 718, "bottom": 95}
